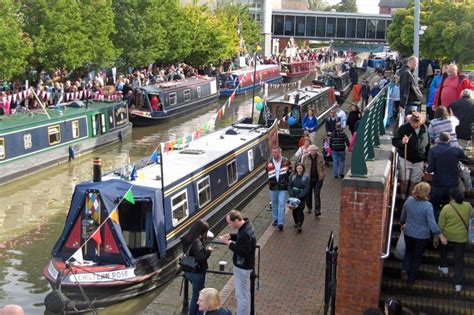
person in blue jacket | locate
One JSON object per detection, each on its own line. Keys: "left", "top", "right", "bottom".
{"left": 426, "top": 66, "right": 446, "bottom": 120}
{"left": 302, "top": 109, "right": 318, "bottom": 145}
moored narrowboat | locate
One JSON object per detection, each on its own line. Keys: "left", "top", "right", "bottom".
{"left": 129, "top": 76, "right": 219, "bottom": 127}
{"left": 313, "top": 70, "right": 352, "bottom": 104}
{"left": 218, "top": 64, "right": 282, "bottom": 97}
{"left": 258, "top": 85, "right": 337, "bottom": 149}
{"left": 43, "top": 117, "right": 279, "bottom": 313}
{"left": 280, "top": 60, "right": 319, "bottom": 82}
{"left": 0, "top": 100, "right": 131, "bottom": 186}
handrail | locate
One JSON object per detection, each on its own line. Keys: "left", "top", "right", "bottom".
{"left": 381, "top": 112, "right": 405, "bottom": 259}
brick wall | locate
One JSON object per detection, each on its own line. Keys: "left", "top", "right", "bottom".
{"left": 336, "top": 141, "right": 394, "bottom": 314}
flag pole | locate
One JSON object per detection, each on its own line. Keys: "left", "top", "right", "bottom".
{"left": 159, "top": 144, "right": 166, "bottom": 220}
{"left": 251, "top": 50, "right": 258, "bottom": 123}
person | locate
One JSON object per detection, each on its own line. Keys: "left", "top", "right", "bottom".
{"left": 384, "top": 297, "right": 403, "bottom": 315}
{"left": 297, "top": 130, "right": 310, "bottom": 147}
{"left": 302, "top": 145, "right": 325, "bottom": 216}
{"left": 435, "top": 191, "right": 473, "bottom": 292}
{"left": 295, "top": 137, "right": 311, "bottom": 162}
{"left": 220, "top": 210, "right": 256, "bottom": 315}
{"left": 181, "top": 220, "right": 213, "bottom": 315}
{"left": 0, "top": 305, "right": 24, "bottom": 315}
{"left": 324, "top": 109, "right": 340, "bottom": 134}
{"left": 400, "top": 182, "right": 447, "bottom": 285}
{"left": 302, "top": 109, "right": 318, "bottom": 146}
{"left": 389, "top": 76, "right": 401, "bottom": 117}
{"left": 330, "top": 122, "right": 349, "bottom": 179}
{"left": 265, "top": 147, "right": 291, "bottom": 231}
{"left": 335, "top": 104, "right": 347, "bottom": 129}
{"left": 150, "top": 95, "right": 160, "bottom": 111}
{"left": 346, "top": 104, "right": 361, "bottom": 135}
{"left": 391, "top": 112, "right": 429, "bottom": 200}
{"left": 428, "top": 106, "right": 459, "bottom": 147}
{"left": 398, "top": 56, "right": 423, "bottom": 113}
{"left": 450, "top": 89, "right": 474, "bottom": 149}
{"left": 433, "top": 63, "right": 474, "bottom": 109}
{"left": 359, "top": 80, "right": 371, "bottom": 111}
{"left": 370, "top": 82, "right": 381, "bottom": 99}
{"left": 288, "top": 163, "right": 310, "bottom": 232}
{"left": 379, "top": 76, "right": 388, "bottom": 89}
{"left": 426, "top": 132, "right": 468, "bottom": 218}
{"left": 426, "top": 66, "right": 446, "bottom": 120}
{"left": 197, "top": 288, "right": 232, "bottom": 315}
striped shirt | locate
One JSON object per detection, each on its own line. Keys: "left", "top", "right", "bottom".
{"left": 428, "top": 117, "right": 459, "bottom": 146}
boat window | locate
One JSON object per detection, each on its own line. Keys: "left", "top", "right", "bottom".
{"left": 196, "top": 176, "right": 211, "bottom": 208}
{"left": 100, "top": 114, "right": 106, "bottom": 134}
{"left": 171, "top": 189, "right": 189, "bottom": 226}
{"left": 169, "top": 92, "right": 177, "bottom": 106}
{"left": 48, "top": 125, "right": 61, "bottom": 145}
{"left": 0, "top": 138, "right": 4, "bottom": 160}
{"left": 196, "top": 87, "right": 201, "bottom": 99}
{"left": 248, "top": 150, "right": 254, "bottom": 172}
{"left": 72, "top": 120, "right": 80, "bottom": 138}
{"left": 227, "top": 160, "right": 238, "bottom": 186}
{"left": 184, "top": 89, "right": 191, "bottom": 102}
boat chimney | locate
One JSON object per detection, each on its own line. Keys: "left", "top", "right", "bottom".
{"left": 93, "top": 157, "right": 102, "bottom": 182}
{"left": 295, "top": 93, "right": 300, "bottom": 104}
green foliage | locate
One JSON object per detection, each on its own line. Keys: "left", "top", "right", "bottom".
{"left": 387, "top": 8, "right": 415, "bottom": 57}
{"left": 331, "top": 0, "right": 358, "bottom": 12}
{"left": 0, "top": 0, "right": 33, "bottom": 79}
{"left": 307, "top": 0, "right": 330, "bottom": 11}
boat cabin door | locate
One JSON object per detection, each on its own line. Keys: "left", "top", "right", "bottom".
{"left": 91, "top": 113, "right": 106, "bottom": 137}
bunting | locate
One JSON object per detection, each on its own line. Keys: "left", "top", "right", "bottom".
{"left": 110, "top": 208, "right": 120, "bottom": 224}
{"left": 91, "top": 229, "right": 102, "bottom": 245}
{"left": 124, "top": 189, "right": 135, "bottom": 204}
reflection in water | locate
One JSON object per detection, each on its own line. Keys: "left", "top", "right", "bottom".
{"left": 0, "top": 90, "right": 285, "bottom": 313}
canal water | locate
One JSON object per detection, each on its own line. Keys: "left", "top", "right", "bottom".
{"left": 0, "top": 87, "right": 290, "bottom": 314}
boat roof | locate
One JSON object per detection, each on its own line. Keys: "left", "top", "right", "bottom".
{"left": 228, "top": 64, "right": 279, "bottom": 76}
{"left": 0, "top": 100, "right": 123, "bottom": 133}
{"left": 139, "top": 76, "right": 215, "bottom": 94}
{"left": 267, "top": 86, "right": 331, "bottom": 107}
{"left": 102, "top": 121, "right": 268, "bottom": 189}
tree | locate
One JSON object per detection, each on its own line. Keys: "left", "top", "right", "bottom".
{"left": 0, "top": 0, "right": 33, "bottom": 79}
{"left": 307, "top": 0, "right": 330, "bottom": 11}
{"left": 331, "top": 0, "right": 358, "bottom": 12}
{"left": 387, "top": 0, "right": 474, "bottom": 66}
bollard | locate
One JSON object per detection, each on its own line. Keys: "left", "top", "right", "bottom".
{"left": 250, "top": 270, "right": 257, "bottom": 315}
{"left": 181, "top": 277, "right": 189, "bottom": 315}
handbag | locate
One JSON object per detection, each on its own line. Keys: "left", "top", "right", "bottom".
{"left": 394, "top": 230, "right": 405, "bottom": 260}
{"left": 449, "top": 202, "right": 474, "bottom": 246}
{"left": 179, "top": 243, "right": 199, "bottom": 272}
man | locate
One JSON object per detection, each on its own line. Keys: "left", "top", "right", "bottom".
{"left": 359, "top": 80, "right": 371, "bottom": 111}
{"left": 398, "top": 56, "right": 423, "bottom": 113}
{"left": 325, "top": 109, "right": 340, "bottom": 134}
{"left": 450, "top": 89, "right": 474, "bottom": 149}
{"left": 391, "top": 112, "right": 429, "bottom": 199}
{"left": 302, "top": 145, "right": 325, "bottom": 216}
{"left": 335, "top": 104, "right": 347, "bottom": 129}
{"left": 434, "top": 64, "right": 474, "bottom": 109}
{"left": 220, "top": 210, "right": 256, "bottom": 315}
{"left": 330, "top": 122, "right": 350, "bottom": 179}
{"left": 265, "top": 147, "right": 291, "bottom": 231}
{"left": 426, "top": 132, "right": 468, "bottom": 218}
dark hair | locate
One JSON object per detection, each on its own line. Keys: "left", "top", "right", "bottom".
{"left": 451, "top": 190, "right": 464, "bottom": 204}
{"left": 295, "top": 162, "right": 305, "bottom": 173}
{"left": 439, "top": 132, "right": 450, "bottom": 142}
{"left": 181, "top": 219, "right": 209, "bottom": 243}
{"left": 434, "top": 106, "right": 448, "bottom": 119}
{"left": 385, "top": 297, "right": 403, "bottom": 315}
{"left": 228, "top": 210, "right": 242, "bottom": 222}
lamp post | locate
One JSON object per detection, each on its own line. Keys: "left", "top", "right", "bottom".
{"left": 251, "top": 51, "right": 258, "bottom": 123}
{"left": 414, "top": 0, "right": 420, "bottom": 79}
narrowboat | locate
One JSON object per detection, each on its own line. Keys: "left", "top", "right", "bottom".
{"left": 312, "top": 70, "right": 352, "bottom": 104}
{"left": 218, "top": 64, "right": 282, "bottom": 97}
{"left": 0, "top": 100, "right": 131, "bottom": 186}
{"left": 280, "top": 60, "right": 319, "bottom": 82}
{"left": 258, "top": 85, "right": 337, "bottom": 149}
{"left": 43, "top": 117, "right": 279, "bottom": 313}
{"left": 129, "top": 76, "right": 219, "bottom": 127}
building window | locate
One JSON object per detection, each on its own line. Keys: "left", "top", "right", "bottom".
{"left": 72, "top": 120, "right": 80, "bottom": 138}
{"left": 356, "top": 19, "right": 366, "bottom": 38}
{"left": 184, "top": 89, "right": 191, "bottom": 102}
{"left": 0, "top": 138, "right": 5, "bottom": 160}
{"left": 376, "top": 20, "right": 386, "bottom": 39}
{"left": 306, "top": 16, "right": 316, "bottom": 37}
{"left": 227, "top": 160, "right": 238, "bottom": 186}
{"left": 347, "top": 19, "right": 356, "bottom": 38}
{"left": 336, "top": 18, "right": 346, "bottom": 38}
{"left": 196, "top": 87, "right": 201, "bottom": 99}
{"left": 296, "top": 16, "right": 305, "bottom": 36}
{"left": 169, "top": 92, "right": 177, "bottom": 106}
{"left": 48, "top": 125, "right": 61, "bottom": 145}
{"left": 316, "top": 17, "right": 326, "bottom": 37}
{"left": 248, "top": 150, "right": 254, "bottom": 172}
{"left": 367, "top": 19, "right": 376, "bottom": 38}
{"left": 326, "top": 18, "right": 336, "bottom": 37}
{"left": 196, "top": 176, "right": 211, "bottom": 208}
{"left": 284, "top": 15, "right": 295, "bottom": 36}
{"left": 273, "top": 15, "right": 284, "bottom": 35}
{"left": 171, "top": 190, "right": 188, "bottom": 226}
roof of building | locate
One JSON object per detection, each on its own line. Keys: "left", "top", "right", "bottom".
{"left": 378, "top": 0, "right": 410, "bottom": 7}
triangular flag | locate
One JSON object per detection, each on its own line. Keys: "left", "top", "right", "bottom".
{"left": 177, "top": 138, "right": 182, "bottom": 146}
{"left": 203, "top": 123, "right": 209, "bottom": 132}
{"left": 230, "top": 91, "right": 236, "bottom": 103}
{"left": 130, "top": 166, "right": 137, "bottom": 181}
{"left": 71, "top": 248, "right": 84, "bottom": 263}
{"left": 124, "top": 189, "right": 135, "bottom": 204}
{"left": 91, "top": 229, "right": 102, "bottom": 245}
{"left": 138, "top": 171, "right": 145, "bottom": 181}
{"left": 150, "top": 149, "right": 158, "bottom": 163}
{"left": 256, "top": 44, "right": 262, "bottom": 51}
{"left": 110, "top": 208, "right": 120, "bottom": 224}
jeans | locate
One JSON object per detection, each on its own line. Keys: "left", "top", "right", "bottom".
{"left": 184, "top": 271, "right": 206, "bottom": 315}
{"left": 306, "top": 180, "right": 323, "bottom": 214}
{"left": 430, "top": 186, "right": 458, "bottom": 220}
{"left": 270, "top": 190, "right": 287, "bottom": 226}
{"left": 440, "top": 241, "right": 466, "bottom": 286}
{"left": 402, "top": 234, "right": 429, "bottom": 284}
{"left": 332, "top": 151, "right": 346, "bottom": 177}
{"left": 233, "top": 266, "right": 252, "bottom": 315}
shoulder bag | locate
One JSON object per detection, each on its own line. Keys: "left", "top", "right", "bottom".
{"left": 179, "top": 242, "right": 199, "bottom": 272}
{"left": 450, "top": 202, "right": 474, "bottom": 246}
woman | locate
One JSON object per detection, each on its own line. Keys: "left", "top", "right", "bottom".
{"left": 384, "top": 297, "right": 402, "bottom": 315}
{"left": 295, "top": 137, "right": 311, "bottom": 162}
{"left": 302, "top": 109, "right": 318, "bottom": 146}
{"left": 436, "top": 190, "right": 473, "bottom": 292}
{"left": 197, "top": 288, "right": 232, "bottom": 315}
{"left": 390, "top": 76, "right": 400, "bottom": 117}
{"left": 346, "top": 104, "right": 361, "bottom": 135}
{"left": 400, "top": 182, "right": 447, "bottom": 285}
{"left": 181, "top": 220, "right": 213, "bottom": 315}
{"left": 428, "top": 106, "right": 459, "bottom": 146}
{"left": 288, "top": 163, "right": 310, "bottom": 233}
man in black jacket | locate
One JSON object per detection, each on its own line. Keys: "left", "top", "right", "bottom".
{"left": 450, "top": 89, "right": 474, "bottom": 149}
{"left": 221, "top": 210, "right": 256, "bottom": 315}
{"left": 392, "top": 112, "right": 430, "bottom": 199}
{"left": 399, "top": 56, "right": 423, "bottom": 113}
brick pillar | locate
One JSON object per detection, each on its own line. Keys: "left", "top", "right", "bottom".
{"left": 336, "top": 143, "right": 393, "bottom": 314}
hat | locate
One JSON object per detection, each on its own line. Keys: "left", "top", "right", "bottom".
{"left": 286, "top": 197, "right": 301, "bottom": 209}
{"left": 407, "top": 112, "right": 425, "bottom": 125}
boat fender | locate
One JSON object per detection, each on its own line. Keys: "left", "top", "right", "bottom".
{"left": 44, "top": 290, "right": 69, "bottom": 313}
{"left": 68, "top": 146, "right": 75, "bottom": 161}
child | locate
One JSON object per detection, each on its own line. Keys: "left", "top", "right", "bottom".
{"left": 322, "top": 133, "right": 332, "bottom": 167}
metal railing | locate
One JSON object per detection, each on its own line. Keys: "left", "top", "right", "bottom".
{"left": 350, "top": 85, "right": 389, "bottom": 177}
{"left": 324, "top": 231, "right": 338, "bottom": 315}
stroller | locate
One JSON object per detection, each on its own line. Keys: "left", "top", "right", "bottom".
{"left": 322, "top": 134, "right": 332, "bottom": 167}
